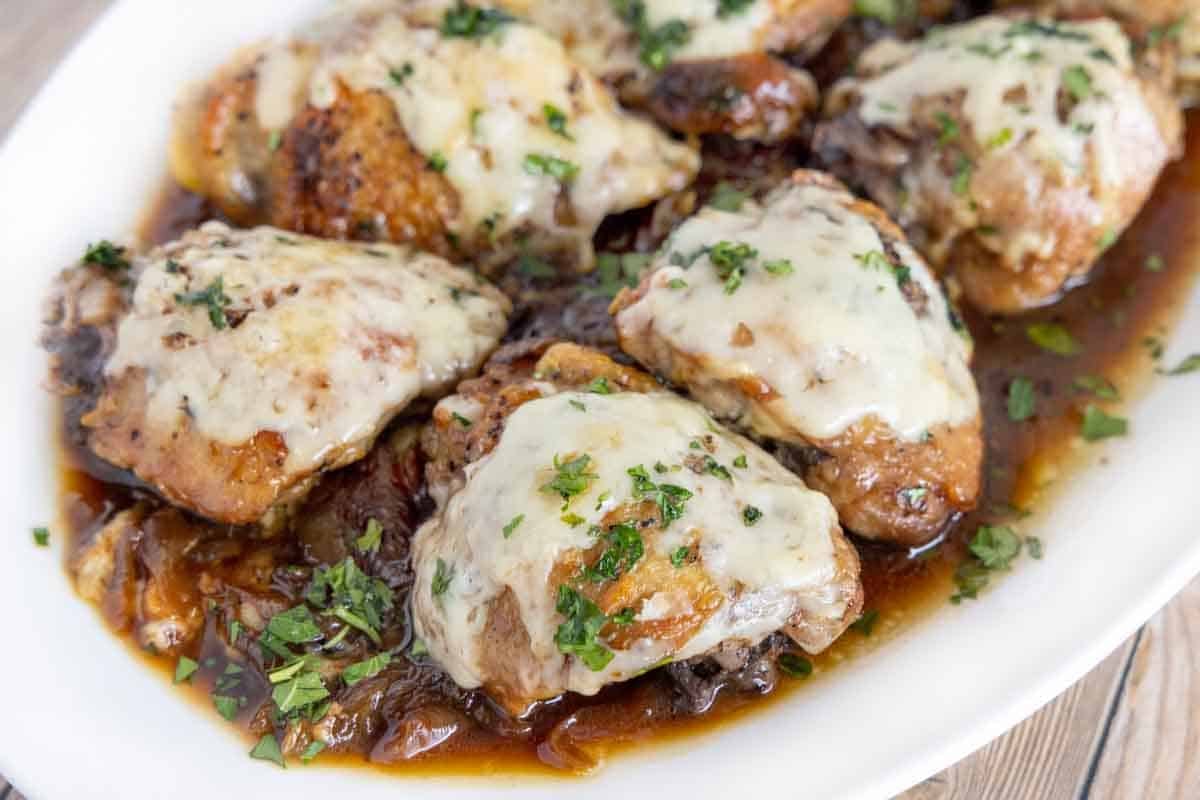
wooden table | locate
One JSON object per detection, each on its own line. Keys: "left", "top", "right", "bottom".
{"left": 1, "top": 2, "right": 1196, "bottom": 798}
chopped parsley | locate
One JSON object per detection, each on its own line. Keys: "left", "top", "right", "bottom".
{"left": 951, "top": 155, "right": 973, "bottom": 196}
{"left": 440, "top": 1, "right": 515, "bottom": 38}
{"left": 342, "top": 651, "right": 392, "bottom": 686}
{"left": 850, "top": 609, "right": 880, "bottom": 637}
{"left": 174, "top": 276, "right": 232, "bottom": 330}
{"left": 1164, "top": 354, "right": 1200, "bottom": 376}
{"left": 612, "top": 0, "right": 691, "bottom": 70}
{"left": 898, "top": 486, "right": 928, "bottom": 508}
{"left": 305, "top": 557, "right": 394, "bottom": 646}
{"left": 502, "top": 513, "right": 525, "bottom": 538}
{"left": 553, "top": 585, "right": 614, "bottom": 670}
{"left": 778, "top": 653, "right": 813, "bottom": 678}
{"left": 590, "top": 251, "right": 649, "bottom": 297}
{"left": 628, "top": 464, "right": 692, "bottom": 527}
{"left": 431, "top": 558, "right": 455, "bottom": 598}
{"left": 82, "top": 240, "right": 130, "bottom": 270}
{"left": 1061, "top": 64, "right": 1093, "bottom": 103}
{"left": 854, "top": 249, "right": 910, "bottom": 289}
{"left": 709, "top": 240, "right": 757, "bottom": 294}
{"left": 427, "top": 151, "right": 448, "bottom": 172}
{"left": 1097, "top": 227, "right": 1118, "bottom": 253}
{"left": 733, "top": 454, "right": 748, "bottom": 469}
{"left": 1148, "top": 17, "right": 1186, "bottom": 46}
{"left": 1027, "top": 536, "right": 1044, "bottom": 560}
{"left": 569, "top": 399, "right": 587, "bottom": 412}
{"left": 1025, "top": 321, "right": 1081, "bottom": 356}
{"left": 951, "top": 524, "right": 1026, "bottom": 602}
{"left": 32, "top": 526, "right": 49, "bottom": 547}
{"left": 561, "top": 512, "right": 586, "bottom": 527}
{"left": 588, "top": 376, "right": 612, "bottom": 394}
{"left": 670, "top": 546, "right": 690, "bottom": 567}
{"left": 583, "top": 523, "right": 645, "bottom": 582}
{"left": 388, "top": 62, "right": 414, "bottom": 85}
{"left": 543, "top": 103, "right": 572, "bottom": 140}
{"left": 1081, "top": 405, "right": 1127, "bottom": 441}
{"left": 853, "top": 0, "right": 914, "bottom": 25}
{"left": 250, "top": 734, "right": 286, "bottom": 768}
{"left": 518, "top": 252, "right": 556, "bottom": 279}
{"left": 986, "top": 127, "right": 1014, "bottom": 150}
{"left": 1145, "top": 253, "right": 1165, "bottom": 272}
{"left": 934, "top": 111, "right": 959, "bottom": 146}
{"left": 354, "top": 518, "right": 383, "bottom": 554}
{"left": 667, "top": 278, "right": 688, "bottom": 289}
{"left": 699, "top": 455, "right": 732, "bottom": 481}
{"left": 763, "top": 258, "right": 794, "bottom": 276}
{"left": 610, "top": 608, "right": 636, "bottom": 625}
{"left": 174, "top": 655, "right": 200, "bottom": 684}
{"left": 267, "top": 131, "right": 282, "bottom": 151}
{"left": 717, "top": 0, "right": 756, "bottom": 17}
{"left": 523, "top": 152, "right": 580, "bottom": 182}
{"left": 212, "top": 694, "right": 240, "bottom": 721}
{"left": 272, "top": 669, "right": 329, "bottom": 716}
{"left": 708, "top": 181, "right": 748, "bottom": 211}
{"left": 267, "top": 605, "right": 323, "bottom": 645}
{"left": 742, "top": 505, "right": 763, "bottom": 526}
{"left": 1006, "top": 376, "right": 1036, "bottom": 422}
{"left": 1073, "top": 374, "right": 1119, "bottom": 400}
{"left": 542, "top": 453, "right": 599, "bottom": 503}
{"left": 450, "top": 411, "right": 473, "bottom": 428}
{"left": 1004, "top": 19, "right": 1091, "bottom": 41}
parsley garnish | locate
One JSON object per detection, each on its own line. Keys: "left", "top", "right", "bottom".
{"left": 969, "top": 524, "right": 1022, "bottom": 569}
{"left": 543, "top": 103, "right": 572, "bottom": 140}
{"left": 503, "top": 514, "right": 525, "bottom": 538}
{"left": 427, "top": 151, "right": 448, "bottom": 172}
{"left": 542, "top": 453, "right": 599, "bottom": 503}
{"left": 272, "top": 669, "right": 329, "bottom": 715}
{"left": 778, "top": 653, "right": 813, "bottom": 678}
{"left": 717, "top": 0, "right": 755, "bottom": 17}
{"left": 174, "top": 276, "right": 232, "bottom": 330}
{"left": 1148, "top": 17, "right": 1186, "bottom": 46}
{"left": 431, "top": 558, "right": 455, "bottom": 598}
{"left": 389, "top": 62, "right": 414, "bottom": 85}
{"left": 300, "top": 741, "right": 326, "bottom": 764}
{"left": 667, "top": 278, "right": 688, "bottom": 289}
{"left": 440, "top": 1, "right": 515, "bottom": 38}
{"left": 853, "top": 0, "right": 912, "bottom": 24}
{"left": 670, "top": 545, "right": 690, "bottom": 567}
{"left": 1164, "top": 354, "right": 1200, "bottom": 376}
{"left": 934, "top": 111, "right": 959, "bottom": 146}
{"left": 267, "top": 606, "right": 322, "bottom": 644}
{"left": 628, "top": 464, "right": 692, "bottom": 527}
{"left": 523, "top": 152, "right": 580, "bottom": 182}
{"left": 616, "top": 1, "right": 690, "bottom": 71}
{"left": 583, "top": 523, "right": 645, "bottom": 582}
{"left": 1027, "top": 537, "right": 1044, "bottom": 559}
{"left": 343, "top": 651, "right": 392, "bottom": 686}
{"left": 174, "top": 656, "right": 199, "bottom": 684}
{"left": 1007, "top": 377, "right": 1036, "bottom": 421}
{"left": 267, "top": 131, "right": 282, "bottom": 151}
{"left": 250, "top": 734, "right": 286, "bottom": 768}
{"left": 588, "top": 377, "right": 612, "bottom": 394}
{"left": 569, "top": 399, "right": 587, "bottom": 412}
{"left": 306, "top": 558, "right": 394, "bottom": 646}
{"left": 1026, "top": 321, "right": 1081, "bottom": 356}
{"left": 1081, "top": 405, "right": 1127, "bottom": 441}
{"left": 1061, "top": 64, "right": 1093, "bottom": 103}
{"left": 610, "top": 608, "right": 636, "bottom": 625}
{"left": 733, "top": 454, "right": 748, "bottom": 469}
{"left": 450, "top": 411, "right": 473, "bottom": 428}
{"left": 743, "top": 505, "right": 763, "bottom": 526}
{"left": 763, "top": 258, "right": 794, "bottom": 276}
{"left": 709, "top": 240, "right": 757, "bottom": 294}
{"left": 1073, "top": 374, "right": 1119, "bottom": 399}
{"left": 355, "top": 518, "right": 383, "bottom": 554}
{"left": 700, "top": 455, "right": 732, "bottom": 481}
{"left": 1145, "top": 253, "right": 1165, "bottom": 272}
{"left": 32, "top": 526, "right": 49, "bottom": 547}
{"left": 553, "top": 585, "right": 614, "bottom": 670}
{"left": 986, "top": 127, "right": 1013, "bottom": 150}
{"left": 850, "top": 609, "right": 880, "bottom": 636}
{"left": 212, "top": 694, "right": 240, "bottom": 721}
{"left": 83, "top": 240, "right": 130, "bottom": 270}
{"left": 951, "top": 155, "right": 973, "bottom": 196}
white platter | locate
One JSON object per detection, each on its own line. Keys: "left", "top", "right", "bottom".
{"left": 1, "top": 2, "right": 1198, "bottom": 798}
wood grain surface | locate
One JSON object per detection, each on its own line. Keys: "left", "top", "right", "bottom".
{"left": 1, "top": 2, "right": 1197, "bottom": 799}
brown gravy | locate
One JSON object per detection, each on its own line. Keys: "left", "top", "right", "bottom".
{"left": 54, "top": 112, "right": 1200, "bottom": 776}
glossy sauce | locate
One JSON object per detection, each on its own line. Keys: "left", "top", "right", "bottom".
{"left": 54, "top": 111, "right": 1200, "bottom": 775}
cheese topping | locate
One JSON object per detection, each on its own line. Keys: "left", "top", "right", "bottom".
{"left": 614, "top": 180, "right": 978, "bottom": 441}
{"left": 253, "top": 2, "right": 698, "bottom": 259}
{"left": 846, "top": 15, "right": 1142, "bottom": 187}
{"left": 412, "top": 390, "right": 850, "bottom": 699}
{"left": 498, "top": 0, "right": 783, "bottom": 75}
{"left": 105, "top": 222, "right": 509, "bottom": 474}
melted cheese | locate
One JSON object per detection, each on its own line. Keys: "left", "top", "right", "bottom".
{"left": 412, "top": 390, "right": 851, "bottom": 700}
{"left": 614, "top": 180, "right": 978, "bottom": 441}
{"left": 847, "top": 15, "right": 1143, "bottom": 187}
{"left": 253, "top": 2, "right": 697, "bottom": 260}
{"left": 499, "top": 0, "right": 786, "bottom": 75}
{"left": 105, "top": 222, "right": 509, "bottom": 475}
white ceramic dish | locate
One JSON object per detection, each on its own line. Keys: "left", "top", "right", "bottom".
{"left": 1, "top": 2, "right": 1198, "bottom": 798}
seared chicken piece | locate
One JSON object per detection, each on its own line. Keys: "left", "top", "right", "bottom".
{"left": 79, "top": 222, "right": 509, "bottom": 524}
{"left": 815, "top": 14, "right": 1183, "bottom": 313}
{"left": 412, "top": 341, "right": 862, "bottom": 715}
{"left": 169, "top": 1, "right": 698, "bottom": 273}
{"left": 611, "top": 171, "right": 981, "bottom": 546}
{"left": 497, "top": 0, "right": 850, "bottom": 141}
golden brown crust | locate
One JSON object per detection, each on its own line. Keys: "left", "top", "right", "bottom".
{"left": 646, "top": 54, "right": 818, "bottom": 142}
{"left": 82, "top": 369, "right": 308, "bottom": 525}
{"left": 785, "top": 416, "right": 983, "bottom": 548}
{"left": 268, "top": 85, "right": 459, "bottom": 255}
